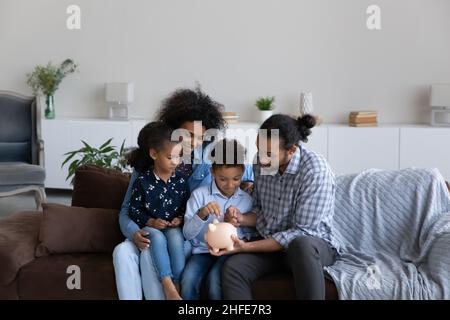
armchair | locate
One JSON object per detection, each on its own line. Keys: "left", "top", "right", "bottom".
{"left": 0, "top": 91, "right": 46, "bottom": 209}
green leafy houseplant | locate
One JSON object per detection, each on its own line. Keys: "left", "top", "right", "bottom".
{"left": 255, "top": 96, "right": 275, "bottom": 111}
{"left": 26, "top": 59, "right": 78, "bottom": 119}
{"left": 61, "top": 138, "right": 131, "bottom": 185}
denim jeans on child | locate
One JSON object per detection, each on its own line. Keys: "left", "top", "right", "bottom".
{"left": 181, "top": 254, "right": 229, "bottom": 300}
{"left": 143, "top": 226, "right": 185, "bottom": 284}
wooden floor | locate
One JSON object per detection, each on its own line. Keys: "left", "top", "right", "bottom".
{"left": 0, "top": 189, "right": 72, "bottom": 218}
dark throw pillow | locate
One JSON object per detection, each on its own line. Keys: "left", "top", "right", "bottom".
{"left": 71, "top": 165, "right": 131, "bottom": 210}
{"left": 36, "top": 203, "right": 124, "bottom": 257}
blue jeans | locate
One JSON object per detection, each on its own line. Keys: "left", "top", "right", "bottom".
{"left": 143, "top": 226, "right": 185, "bottom": 284}
{"left": 113, "top": 239, "right": 191, "bottom": 300}
{"left": 181, "top": 254, "right": 229, "bottom": 300}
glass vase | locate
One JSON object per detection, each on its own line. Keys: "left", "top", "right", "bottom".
{"left": 45, "top": 94, "right": 55, "bottom": 119}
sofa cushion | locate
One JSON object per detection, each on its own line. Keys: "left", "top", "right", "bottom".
{"left": 36, "top": 203, "right": 124, "bottom": 257}
{"left": 0, "top": 162, "right": 45, "bottom": 186}
{"left": 71, "top": 165, "right": 130, "bottom": 210}
{"left": 0, "top": 279, "right": 18, "bottom": 300}
{"left": 0, "top": 211, "right": 41, "bottom": 286}
{"left": 18, "top": 253, "right": 117, "bottom": 299}
{"left": 252, "top": 273, "right": 296, "bottom": 299}
{"left": 0, "top": 143, "right": 31, "bottom": 163}
{"left": 252, "top": 273, "right": 338, "bottom": 300}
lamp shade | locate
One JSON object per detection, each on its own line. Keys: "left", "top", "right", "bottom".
{"left": 430, "top": 84, "right": 450, "bottom": 108}
{"left": 105, "top": 82, "right": 134, "bottom": 104}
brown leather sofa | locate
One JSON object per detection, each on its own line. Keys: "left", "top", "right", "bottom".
{"left": 0, "top": 165, "right": 338, "bottom": 300}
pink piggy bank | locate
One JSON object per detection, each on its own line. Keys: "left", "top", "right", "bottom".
{"left": 205, "top": 219, "right": 237, "bottom": 253}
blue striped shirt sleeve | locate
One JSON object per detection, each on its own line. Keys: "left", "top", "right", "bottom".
{"left": 271, "top": 169, "right": 335, "bottom": 249}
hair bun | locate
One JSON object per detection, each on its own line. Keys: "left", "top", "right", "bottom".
{"left": 297, "top": 114, "right": 316, "bottom": 129}
{"left": 295, "top": 114, "right": 316, "bottom": 142}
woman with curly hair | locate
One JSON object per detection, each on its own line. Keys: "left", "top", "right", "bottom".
{"left": 113, "top": 87, "right": 254, "bottom": 300}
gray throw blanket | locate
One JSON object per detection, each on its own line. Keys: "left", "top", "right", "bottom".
{"left": 325, "top": 168, "right": 450, "bottom": 299}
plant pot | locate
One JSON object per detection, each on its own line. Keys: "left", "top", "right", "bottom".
{"left": 259, "top": 110, "right": 273, "bottom": 123}
{"left": 45, "top": 94, "right": 55, "bottom": 119}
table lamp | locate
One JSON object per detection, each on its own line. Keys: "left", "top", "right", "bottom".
{"left": 430, "top": 84, "right": 450, "bottom": 126}
{"left": 105, "top": 82, "right": 134, "bottom": 120}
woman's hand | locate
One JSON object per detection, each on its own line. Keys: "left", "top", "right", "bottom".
{"left": 224, "top": 206, "right": 243, "bottom": 227}
{"left": 209, "top": 235, "right": 247, "bottom": 256}
{"left": 240, "top": 181, "right": 254, "bottom": 194}
{"left": 169, "top": 217, "right": 182, "bottom": 227}
{"left": 133, "top": 229, "right": 150, "bottom": 251}
{"left": 198, "top": 201, "right": 221, "bottom": 220}
{"left": 147, "top": 218, "right": 169, "bottom": 230}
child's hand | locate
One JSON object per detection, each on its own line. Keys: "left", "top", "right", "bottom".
{"left": 148, "top": 218, "right": 169, "bottom": 230}
{"left": 225, "top": 206, "right": 243, "bottom": 227}
{"left": 198, "top": 201, "right": 221, "bottom": 219}
{"left": 169, "top": 217, "right": 182, "bottom": 227}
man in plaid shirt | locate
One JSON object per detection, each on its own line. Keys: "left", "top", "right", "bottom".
{"left": 210, "top": 114, "right": 339, "bottom": 300}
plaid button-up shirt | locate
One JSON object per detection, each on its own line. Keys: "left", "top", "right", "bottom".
{"left": 252, "top": 144, "right": 338, "bottom": 250}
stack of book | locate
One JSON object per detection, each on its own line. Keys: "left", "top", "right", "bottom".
{"left": 222, "top": 112, "right": 239, "bottom": 124}
{"left": 349, "top": 111, "right": 378, "bottom": 127}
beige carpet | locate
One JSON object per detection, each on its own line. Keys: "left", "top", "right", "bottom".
{"left": 0, "top": 189, "right": 72, "bottom": 218}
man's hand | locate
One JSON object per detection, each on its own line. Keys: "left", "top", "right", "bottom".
{"left": 133, "top": 229, "right": 150, "bottom": 251}
{"left": 198, "top": 201, "right": 221, "bottom": 220}
{"left": 209, "top": 235, "right": 247, "bottom": 256}
{"left": 224, "top": 205, "right": 243, "bottom": 227}
{"left": 169, "top": 217, "right": 182, "bottom": 227}
{"left": 147, "top": 218, "right": 169, "bottom": 230}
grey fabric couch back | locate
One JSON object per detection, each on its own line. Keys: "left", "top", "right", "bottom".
{"left": 0, "top": 94, "right": 35, "bottom": 163}
{"left": 333, "top": 168, "right": 450, "bottom": 254}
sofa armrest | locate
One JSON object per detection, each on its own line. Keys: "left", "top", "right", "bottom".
{"left": 0, "top": 211, "right": 42, "bottom": 285}
{"left": 425, "top": 232, "right": 450, "bottom": 286}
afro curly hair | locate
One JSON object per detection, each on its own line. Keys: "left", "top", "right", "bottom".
{"left": 156, "top": 86, "right": 226, "bottom": 131}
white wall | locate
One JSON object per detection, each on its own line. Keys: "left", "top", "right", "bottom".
{"left": 1, "top": 0, "right": 449, "bottom": 123}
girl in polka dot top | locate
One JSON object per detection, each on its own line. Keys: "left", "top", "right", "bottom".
{"left": 128, "top": 121, "right": 189, "bottom": 300}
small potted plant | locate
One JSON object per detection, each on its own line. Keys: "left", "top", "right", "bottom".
{"left": 61, "top": 138, "right": 131, "bottom": 185}
{"left": 255, "top": 96, "right": 275, "bottom": 123}
{"left": 26, "top": 59, "right": 78, "bottom": 119}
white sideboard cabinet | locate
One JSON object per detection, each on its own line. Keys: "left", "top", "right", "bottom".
{"left": 42, "top": 119, "right": 262, "bottom": 189}
{"left": 42, "top": 118, "right": 134, "bottom": 189}
{"left": 328, "top": 126, "right": 400, "bottom": 175}
{"left": 42, "top": 119, "right": 450, "bottom": 189}
{"left": 400, "top": 127, "right": 450, "bottom": 180}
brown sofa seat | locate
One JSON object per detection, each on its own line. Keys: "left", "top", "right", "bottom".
{"left": 0, "top": 279, "right": 18, "bottom": 300}
{"left": 0, "top": 211, "right": 41, "bottom": 286}
{"left": 0, "top": 211, "right": 41, "bottom": 299}
{"left": 0, "top": 208, "right": 338, "bottom": 300}
{"left": 0, "top": 165, "right": 341, "bottom": 300}
{"left": 252, "top": 273, "right": 337, "bottom": 300}
{"left": 18, "top": 253, "right": 117, "bottom": 300}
